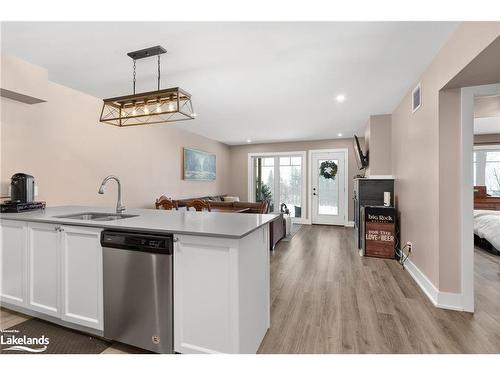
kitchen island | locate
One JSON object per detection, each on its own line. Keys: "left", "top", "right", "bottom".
{"left": 0, "top": 206, "right": 276, "bottom": 354}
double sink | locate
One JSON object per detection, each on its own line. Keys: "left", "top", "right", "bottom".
{"left": 54, "top": 212, "right": 138, "bottom": 222}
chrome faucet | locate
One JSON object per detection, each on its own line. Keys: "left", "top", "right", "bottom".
{"left": 98, "top": 175, "right": 126, "bottom": 214}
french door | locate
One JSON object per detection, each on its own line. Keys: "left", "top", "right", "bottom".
{"left": 311, "top": 150, "right": 346, "bottom": 225}
{"left": 251, "top": 153, "right": 305, "bottom": 219}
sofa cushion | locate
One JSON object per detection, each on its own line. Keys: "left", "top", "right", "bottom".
{"left": 222, "top": 196, "right": 240, "bottom": 202}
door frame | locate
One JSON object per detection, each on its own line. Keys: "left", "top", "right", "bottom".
{"left": 247, "top": 151, "right": 308, "bottom": 223}
{"left": 308, "top": 148, "right": 349, "bottom": 226}
{"left": 460, "top": 83, "right": 500, "bottom": 313}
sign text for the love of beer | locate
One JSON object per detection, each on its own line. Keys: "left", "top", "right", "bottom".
{"left": 366, "top": 230, "right": 394, "bottom": 242}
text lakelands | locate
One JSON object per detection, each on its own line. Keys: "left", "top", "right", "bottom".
{"left": 0, "top": 334, "right": 50, "bottom": 346}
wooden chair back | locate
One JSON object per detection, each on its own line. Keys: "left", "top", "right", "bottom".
{"left": 260, "top": 200, "right": 269, "bottom": 214}
{"left": 155, "top": 196, "right": 178, "bottom": 210}
{"left": 186, "top": 199, "right": 211, "bottom": 212}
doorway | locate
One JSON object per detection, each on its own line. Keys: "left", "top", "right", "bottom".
{"left": 460, "top": 84, "right": 500, "bottom": 312}
{"left": 309, "top": 149, "right": 347, "bottom": 225}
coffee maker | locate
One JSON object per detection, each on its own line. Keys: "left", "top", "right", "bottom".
{"left": 10, "top": 173, "right": 35, "bottom": 202}
{"left": 1, "top": 173, "right": 45, "bottom": 213}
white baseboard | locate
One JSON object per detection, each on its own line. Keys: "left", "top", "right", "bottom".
{"left": 291, "top": 218, "right": 309, "bottom": 225}
{"left": 344, "top": 221, "right": 354, "bottom": 227}
{"left": 404, "top": 259, "right": 464, "bottom": 311}
{"left": 437, "top": 292, "right": 464, "bottom": 311}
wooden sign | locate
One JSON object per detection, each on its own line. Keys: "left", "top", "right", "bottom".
{"left": 364, "top": 206, "right": 396, "bottom": 259}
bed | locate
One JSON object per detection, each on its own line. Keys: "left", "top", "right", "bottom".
{"left": 474, "top": 209, "right": 500, "bottom": 255}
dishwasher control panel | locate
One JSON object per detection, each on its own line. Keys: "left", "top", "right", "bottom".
{"left": 100, "top": 231, "right": 173, "bottom": 254}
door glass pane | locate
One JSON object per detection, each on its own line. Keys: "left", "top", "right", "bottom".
{"left": 317, "top": 159, "right": 338, "bottom": 215}
{"left": 279, "top": 161, "right": 302, "bottom": 218}
{"left": 254, "top": 157, "right": 275, "bottom": 211}
{"left": 279, "top": 157, "right": 290, "bottom": 166}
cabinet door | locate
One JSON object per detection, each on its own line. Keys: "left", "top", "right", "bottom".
{"left": 174, "top": 234, "right": 240, "bottom": 354}
{"left": 60, "top": 226, "right": 103, "bottom": 330}
{"left": 0, "top": 220, "right": 28, "bottom": 307}
{"left": 27, "top": 222, "right": 60, "bottom": 317}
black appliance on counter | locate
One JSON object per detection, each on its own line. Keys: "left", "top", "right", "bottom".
{"left": 10, "top": 173, "right": 35, "bottom": 202}
{"left": 0, "top": 173, "right": 45, "bottom": 213}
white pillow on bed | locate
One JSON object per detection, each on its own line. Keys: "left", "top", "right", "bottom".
{"left": 474, "top": 210, "right": 500, "bottom": 250}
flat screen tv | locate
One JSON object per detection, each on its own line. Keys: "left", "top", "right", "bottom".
{"left": 353, "top": 135, "right": 368, "bottom": 170}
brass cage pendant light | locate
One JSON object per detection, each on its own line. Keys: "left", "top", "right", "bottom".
{"left": 100, "top": 46, "right": 195, "bottom": 127}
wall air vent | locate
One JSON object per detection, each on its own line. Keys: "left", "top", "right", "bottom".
{"left": 412, "top": 82, "right": 422, "bottom": 113}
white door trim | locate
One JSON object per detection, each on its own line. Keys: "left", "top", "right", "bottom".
{"left": 308, "top": 148, "right": 349, "bottom": 226}
{"left": 460, "top": 83, "right": 500, "bottom": 313}
{"left": 247, "top": 151, "right": 307, "bottom": 223}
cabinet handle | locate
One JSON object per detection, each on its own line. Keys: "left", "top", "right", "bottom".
{"left": 54, "top": 226, "right": 61, "bottom": 232}
{"left": 173, "top": 237, "right": 179, "bottom": 242}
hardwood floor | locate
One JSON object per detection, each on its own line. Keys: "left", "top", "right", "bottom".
{"left": 257, "top": 225, "right": 500, "bottom": 353}
{"left": 1, "top": 224, "right": 499, "bottom": 353}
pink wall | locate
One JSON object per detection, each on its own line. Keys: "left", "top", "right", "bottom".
{"left": 1, "top": 80, "right": 231, "bottom": 208}
{"left": 227, "top": 138, "right": 363, "bottom": 221}
{"left": 391, "top": 23, "right": 500, "bottom": 292}
{"left": 364, "top": 114, "right": 392, "bottom": 177}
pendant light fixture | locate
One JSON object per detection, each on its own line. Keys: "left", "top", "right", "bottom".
{"left": 100, "top": 45, "right": 195, "bottom": 127}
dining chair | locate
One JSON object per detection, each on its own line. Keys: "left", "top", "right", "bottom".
{"left": 155, "top": 196, "right": 179, "bottom": 210}
{"left": 186, "top": 199, "right": 211, "bottom": 212}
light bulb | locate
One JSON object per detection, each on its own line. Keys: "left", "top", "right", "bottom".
{"left": 335, "top": 94, "right": 346, "bottom": 103}
{"left": 156, "top": 103, "right": 162, "bottom": 113}
{"left": 168, "top": 102, "right": 175, "bottom": 112}
{"left": 132, "top": 107, "right": 137, "bottom": 116}
{"left": 144, "top": 106, "right": 149, "bottom": 115}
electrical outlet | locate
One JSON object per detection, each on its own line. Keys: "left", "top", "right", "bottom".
{"left": 406, "top": 241, "right": 413, "bottom": 252}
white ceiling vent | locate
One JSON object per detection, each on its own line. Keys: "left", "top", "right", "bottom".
{"left": 412, "top": 82, "right": 422, "bottom": 113}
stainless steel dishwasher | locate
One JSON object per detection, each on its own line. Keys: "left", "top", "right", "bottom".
{"left": 101, "top": 230, "right": 174, "bottom": 354}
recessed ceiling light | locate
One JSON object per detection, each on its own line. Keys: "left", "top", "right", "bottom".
{"left": 335, "top": 94, "right": 346, "bottom": 103}
{"left": 247, "top": 139, "right": 252, "bottom": 143}
{"left": 337, "top": 133, "right": 343, "bottom": 137}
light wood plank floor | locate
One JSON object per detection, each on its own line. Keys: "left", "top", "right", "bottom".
{"left": 2, "top": 225, "right": 499, "bottom": 354}
{"left": 257, "top": 225, "right": 500, "bottom": 353}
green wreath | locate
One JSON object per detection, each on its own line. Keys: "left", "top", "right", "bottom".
{"left": 319, "top": 160, "right": 338, "bottom": 180}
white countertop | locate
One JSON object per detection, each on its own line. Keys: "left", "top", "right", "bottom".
{"left": 0, "top": 206, "right": 278, "bottom": 239}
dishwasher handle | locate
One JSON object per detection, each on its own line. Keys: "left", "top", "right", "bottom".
{"left": 100, "top": 230, "right": 173, "bottom": 255}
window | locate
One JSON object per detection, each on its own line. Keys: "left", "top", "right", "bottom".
{"left": 473, "top": 147, "right": 500, "bottom": 197}
{"left": 250, "top": 153, "right": 305, "bottom": 218}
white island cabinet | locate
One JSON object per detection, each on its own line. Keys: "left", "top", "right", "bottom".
{"left": 0, "top": 220, "right": 28, "bottom": 307}
{"left": 60, "top": 225, "right": 103, "bottom": 330}
{"left": 174, "top": 225, "right": 270, "bottom": 354}
{"left": 1, "top": 206, "right": 276, "bottom": 352}
{"left": 27, "top": 222, "right": 60, "bottom": 317}
{"left": 0, "top": 219, "right": 103, "bottom": 332}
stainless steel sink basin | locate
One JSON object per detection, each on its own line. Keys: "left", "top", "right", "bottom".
{"left": 54, "top": 212, "right": 138, "bottom": 221}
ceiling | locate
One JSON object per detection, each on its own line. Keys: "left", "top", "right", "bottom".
{"left": 1, "top": 22, "right": 457, "bottom": 145}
